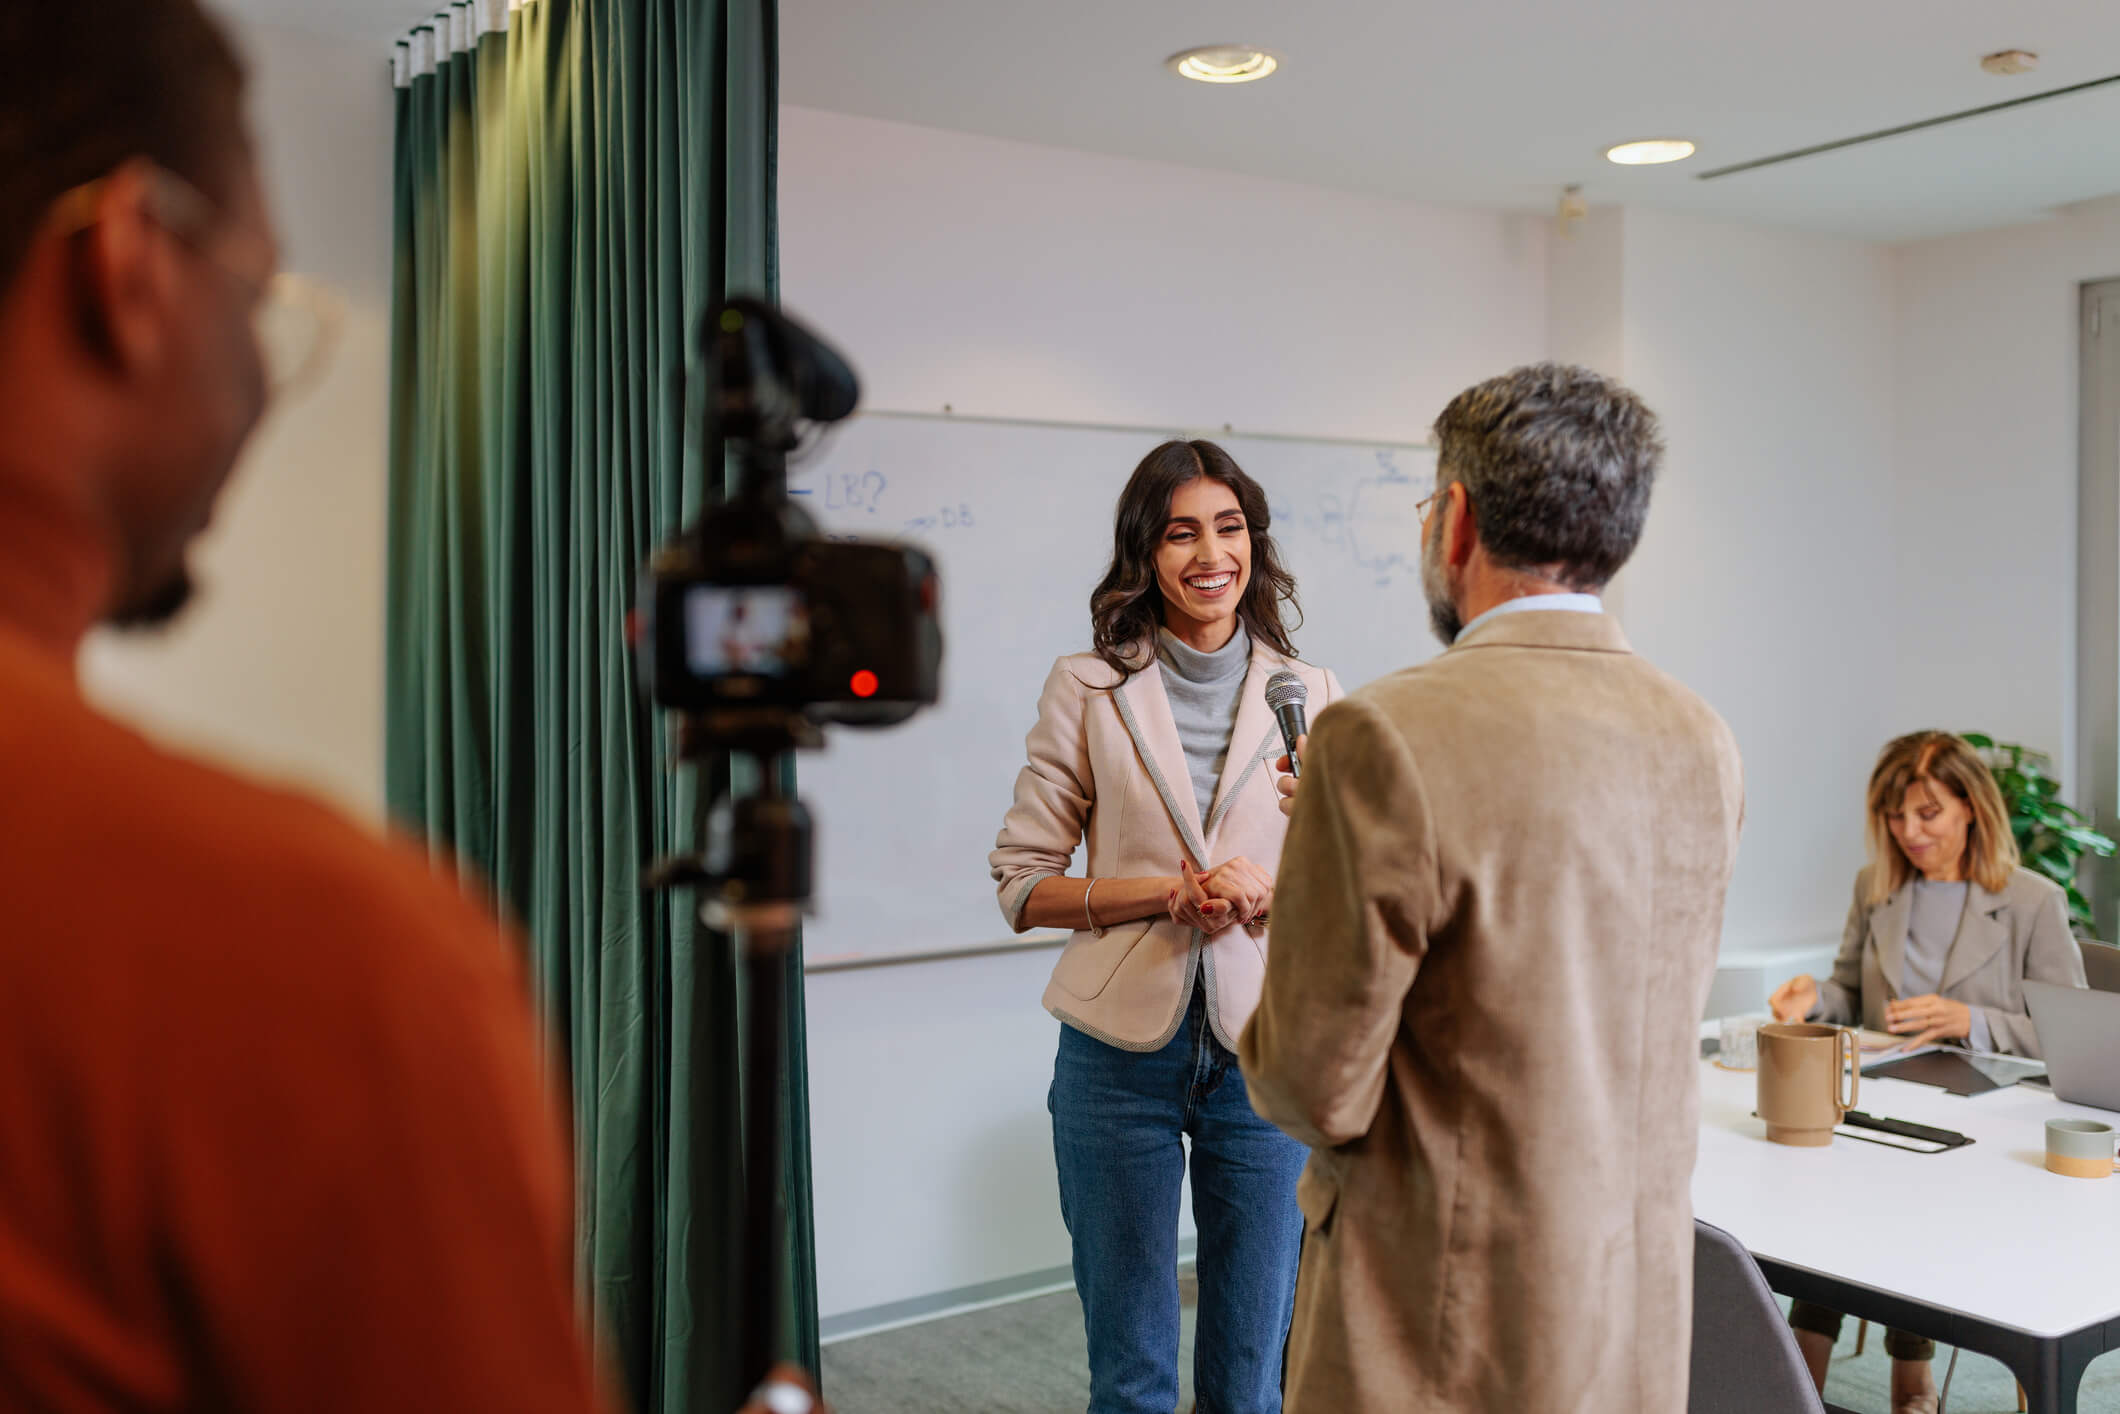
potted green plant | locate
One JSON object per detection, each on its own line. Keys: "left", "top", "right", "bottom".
{"left": 1962, "top": 733, "right": 2117, "bottom": 935}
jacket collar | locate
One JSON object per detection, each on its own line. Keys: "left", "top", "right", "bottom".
{"left": 1873, "top": 875, "right": 2011, "bottom": 994}
{"left": 1941, "top": 878, "right": 2012, "bottom": 992}
{"left": 1873, "top": 886, "right": 1911, "bottom": 995}
{"left": 1111, "top": 636, "right": 1291, "bottom": 863}
{"left": 1205, "top": 647, "right": 1286, "bottom": 842}
{"left": 1449, "top": 609, "right": 1631, "bottom": 656}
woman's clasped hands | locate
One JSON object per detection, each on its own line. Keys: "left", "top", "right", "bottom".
{"left": 1169, "top": 857, "right": 1274, "bottom": 931}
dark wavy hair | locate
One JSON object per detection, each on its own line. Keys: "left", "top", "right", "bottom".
{"left": 1088, "top": 439, "right": 1301, "bottom": 679}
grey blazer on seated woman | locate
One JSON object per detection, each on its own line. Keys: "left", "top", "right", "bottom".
{"left": 1811, "top": 864, "right": 2086, "bottom": 1058}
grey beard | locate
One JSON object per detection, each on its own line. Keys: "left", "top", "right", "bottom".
{"left": 1421, "top": 528, "right": 1462, "bottom": 646}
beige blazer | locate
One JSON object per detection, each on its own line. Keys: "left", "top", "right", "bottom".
{"left": 1812, "top": 866, "right": 2086, "bottom": 1057}
{"left": 1239, "top": 612, "right": 1744, "bottom": 1414}
{"left": 989, "top": 641, "right": 1341, "bottom": 1051}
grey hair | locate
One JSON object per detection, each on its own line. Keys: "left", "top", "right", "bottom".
{"left": 1429, "top": 363, "right": 1663, "bottom": 591}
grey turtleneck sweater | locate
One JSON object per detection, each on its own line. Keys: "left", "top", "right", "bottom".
{"left": 1156, "top": 625, "right": 1250, "bottom": 821}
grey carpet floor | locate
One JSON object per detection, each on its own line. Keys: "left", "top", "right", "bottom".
{"left": 821, "top": 1274, "right": 1199, "bottom": 1414}
{"left": 820, "top": 1275, "right": 2120, "bottom": 1414}
{"left": 1796, "top": 1302, "right": 2120, "bottom": 1414}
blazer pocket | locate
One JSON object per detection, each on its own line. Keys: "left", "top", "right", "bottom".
{"left": 1049, "top": 919, "right": 1156, "bottom": 1002}
{"left": 1296, "top": 1156, "right": 1341, "bottom": 1235}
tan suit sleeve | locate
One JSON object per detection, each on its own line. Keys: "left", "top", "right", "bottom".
{"left": 1239, "top": 694, "right": 1433, "bottom": 1149}
{"left": 989, "top": 659, "right": 1094, "bottom": 932}
{"left": 1810, "top": 871, "right": 1869, "bottom": 1026}
{"left": 1980, "top": 882, "right": 2088, "bottom": 1057}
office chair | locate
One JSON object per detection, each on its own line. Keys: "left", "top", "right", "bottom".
{"left": 2079, "top": 938, "right": 2120, "bottom": 994}
{"left": 1690, "top": 1220, "right": 1826, "bottom": 1413}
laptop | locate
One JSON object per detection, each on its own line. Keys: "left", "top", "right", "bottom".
{"left": 2024, "top": 980, "right": 2120, "bottom": 1113}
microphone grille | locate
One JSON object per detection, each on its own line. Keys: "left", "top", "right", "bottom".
{"left": 1264, "top": 669, "right": 1308, "bottom": 712}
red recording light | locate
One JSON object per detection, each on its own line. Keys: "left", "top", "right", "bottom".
{"left": 850, "top": 670, "right": 880, "bottom": 699}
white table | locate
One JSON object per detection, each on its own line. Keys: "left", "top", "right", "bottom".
{"left": 1693, "top": 1053, "right": 2120, "bottom": 1413}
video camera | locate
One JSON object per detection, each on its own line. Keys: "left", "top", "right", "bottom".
{"left": 639, "top": 296, "right": 941, "bottom": 737}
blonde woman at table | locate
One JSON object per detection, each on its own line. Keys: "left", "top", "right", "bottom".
{"left": 1768, "top": 729, "right": 2088, "bottom": 1413}
{"left": 989, "top": 440, "right": 1341, "bottom": 1414}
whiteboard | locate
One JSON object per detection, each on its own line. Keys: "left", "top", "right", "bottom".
{"left": 792, "top": 411, "right": 1439, "bottom": 963}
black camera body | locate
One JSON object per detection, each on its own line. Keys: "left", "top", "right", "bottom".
{"left": 638, "top": 296, "right": 941, "bottom": 736}
{"left": 641, "top": 498, "right": 940, "bottom": 726}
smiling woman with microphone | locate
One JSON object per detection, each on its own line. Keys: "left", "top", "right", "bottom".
{"left": 990, "top": 439, "right": 1339, "bottom": 1414}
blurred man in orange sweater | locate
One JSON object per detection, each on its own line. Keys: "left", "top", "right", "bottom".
{"left": 0, "top": 3, "right": 608, "bottom": 1410}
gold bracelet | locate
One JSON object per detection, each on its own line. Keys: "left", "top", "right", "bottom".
{"left": 1084, "top": 878, "right": 1106, "bottom": 937}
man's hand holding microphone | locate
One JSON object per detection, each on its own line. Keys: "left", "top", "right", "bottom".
{"left": 1266, "top": 668, "right": 1309, "bottom": 819}
{"left": 1274, "top": 735, "right": 1306, "bottom": 817}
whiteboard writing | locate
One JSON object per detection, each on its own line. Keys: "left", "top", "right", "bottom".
{"left": 789, "top": 413, "right": 1438, "bottom": 964}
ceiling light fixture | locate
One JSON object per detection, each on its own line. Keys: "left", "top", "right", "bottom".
{"left": 1604, "top": 138, "right": 1697, "bottom": 166}
{"left": 1980, "top": 50, "right": 2040, "bottom": 77}
{"left": 1166, "top": 45, "right": 1279, "bottom": 84}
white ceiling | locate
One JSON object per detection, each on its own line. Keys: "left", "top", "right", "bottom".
{"left": 228, "top": 0, "right": 2120, "bottom": 243}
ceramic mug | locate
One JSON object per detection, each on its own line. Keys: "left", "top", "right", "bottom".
{"left": 1757, "top": 1022, "right": 1858, "bottom": 1147}
{"left": 2045, "top": 1119, "right": 2119, "bottom": 1179}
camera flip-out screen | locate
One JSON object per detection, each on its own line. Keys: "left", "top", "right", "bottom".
{"left": 683, "top": 585, "right": 809, "bottom": 678}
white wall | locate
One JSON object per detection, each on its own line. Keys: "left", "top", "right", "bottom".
{"left": 81, "top": 16, "right": 394, "bottom": 825}
{"left": 1542, "top": 205, "right": 1907, "bottom": 991}
{"left": 1614, "top": 208, "right": 1901, "bottom": 958}
{"left": 781, "top": 105, "right": 1552, "bottom": 1323}
{"left": 1545, "top": 205, "right": 1626, "bottom": 375}
{"left": 1890, "top": 196, "right": 2120, "bottom": 786}
{"left": 779, "top": 107, "right": 1547, "bottom": 445}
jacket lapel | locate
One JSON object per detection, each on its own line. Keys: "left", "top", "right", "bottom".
{"left": 1940, "top": 881, "right": 2011, "bottom": 992}
{"left": 1204, "top": 646, "right": 1284, "bottom": 843}
{"left": 1873, "top": 885, "right": 1912, "bottom": 998}
{"left": 1112, "top": 659, "right": 1208, "bottom": 864}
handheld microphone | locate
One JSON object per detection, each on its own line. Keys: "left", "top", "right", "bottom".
{"left": 1264, "top": 669, "right": 1308, "bottom": 779}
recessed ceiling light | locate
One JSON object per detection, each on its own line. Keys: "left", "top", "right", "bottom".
{"left": 1166, "top": 45, "right": 1279, "bottom": 84}
{"left": 1604, "top": 138, "right": 1698, "bottom": 166}
{"left": 1980, "top": 50, "right": 2039, "bottom": 76}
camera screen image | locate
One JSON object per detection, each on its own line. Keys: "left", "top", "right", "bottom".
{"left": 683, "top": 585, "right": 808, "bottom": 677}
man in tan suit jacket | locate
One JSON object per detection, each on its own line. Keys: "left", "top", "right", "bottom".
{"left": 1240, "top": 364, "right": 1744, "bottom": 1413}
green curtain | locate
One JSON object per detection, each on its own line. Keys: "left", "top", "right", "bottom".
{"left": 384, "top": 3, "right": 817, "bottom": 1410}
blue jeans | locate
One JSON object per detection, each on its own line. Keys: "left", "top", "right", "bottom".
{"left": 1050, "top": 983, "right": 1307, "bottom": 1414}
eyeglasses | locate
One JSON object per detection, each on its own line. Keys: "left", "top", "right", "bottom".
{"left": 48, "top": 166, "right": 343, "bottom": 403}
{"left": 1416, "top": 490, "right": 1440, "bottom": 522}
